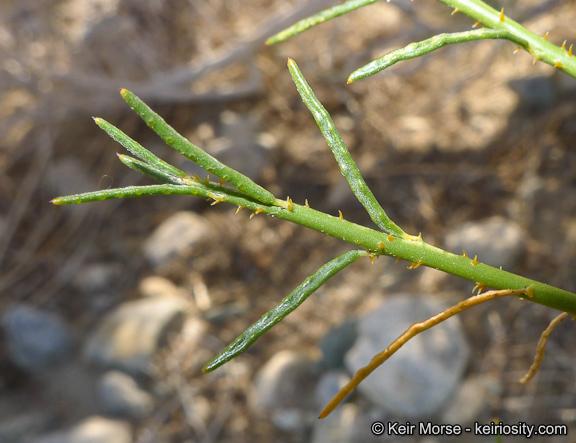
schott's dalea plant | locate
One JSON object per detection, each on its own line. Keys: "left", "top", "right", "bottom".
{"left": 53, "top": 0, "right": 576, "bottom": 417}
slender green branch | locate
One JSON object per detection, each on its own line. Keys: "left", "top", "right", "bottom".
{"left": 117, "top": 154, "right": 192, "bottom": 185}
{"left": 203, "top": 249, "right": 366, "bottom": 372}
{"left": 53, "top": 179, "right": 576, "bottom": 316}
{"left": 287, "top": 58, "right": 406, "bottom": 237}
{"left": 95, "top": 117, "right": 190, "bottom": 180}
{"left": 436, "top": 0, "right": 576, "bottom": 77}
{"left": 51, "top": 184, "right": 214, "bottom": 205}
{"left": 120, "top": 89, "right": 278, "bottom": 206}
{"left": 266, "top": 0, "right": 379, "bottom": 45}
{"left": 348, "top": 29, "right": 526, "bottom": 83}
{"left": 53, "top": 68, "right": 576, "bottom": 316}
{"left": 268, "top": 0, "right": 576, "bottom": 79}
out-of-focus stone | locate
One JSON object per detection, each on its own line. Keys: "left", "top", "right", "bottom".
{"left": 444, "top": 216, "right": 525, "bottom": 270}
{"left": 1, "top": 305, "right": 72, "bottom": 372}
{"left": 30, "top": 416, "right": 132, "bottom": 443}
{"left": 83, "top": 296, "right": 190, "bottom": 374}
{"left": 345, "top": 295, "right": 469, "bottom": 419}
{"left": 98, "top": 370, "right": 154, "bottom": 420}
{"left": 143, "top": 211, "right": 212, "bottom": 267}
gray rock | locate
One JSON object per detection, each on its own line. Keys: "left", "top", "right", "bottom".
{"left": 0, "top": 411, "right": 53, "bottom": 442}
{"left": 315, "top": 370, "right": 351, "bottom": 410}
{"left": 1, "top": 305, "right": 71, "bottom": 372}
{"left": 311, "top": 403, "right": 377, "bottom": 443}
{"left": 444, "top": 216, "right": 525, "bottom": 270}
{"left": 98, "top": 370, "right": 154, "bottom": 420}
{"left": 250, "top": 351, "right": 320, "bottom": 431}
{"left": 143, "top": 211, "right": 212, "bottom": 267}
{"left": 30, "top": 416, "right": 132, "bottom": 443}
{"left": 83, "top": 296, "right": 190, "bottom": 374}
{"left": 319, "top": 319, "right": 358, "bottom": 370}
{"left": 508, "top": 75, "right": 556, "bottom": 111}
{"left": 345, "top": 295, "right": 470, "bottom": 419}
{"left": 74, "top": 263, "right": 121, "bottom": 293}
{"left": 441, "top": 374, "right": 499, "bottom": 425}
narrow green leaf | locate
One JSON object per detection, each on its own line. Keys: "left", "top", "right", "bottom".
{"left": 287, "top": 58, "right": 405, "bottom": 237}
{"left": 117, "top": 154, "right": 193, "bottom": 185}
{"left": 50, "top": 184, "right": 203, "bottom": 205}
{"left": 266, "top": 0, "right": 381, "bottom": 45}
{"left": 120, "top": 89, "right": 278, "bottom": 206}
{"left": 203, "top": 249, "right": 365, "bottom": 372}
{"left": 94, "top": 117, "right": 189, "bottom": 179}
{"left": 348, "top": 29, "right": 524, "bottom": 83}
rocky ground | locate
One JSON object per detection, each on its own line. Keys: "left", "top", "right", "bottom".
{"left": 1, "top": 0, "right": 576, "bottom": 442}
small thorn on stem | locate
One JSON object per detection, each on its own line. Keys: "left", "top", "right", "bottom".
{"left": 451, "top": 8, "right": 460, "bottom": 15}
{"left": 472, "top": 283, "right": 486, "bottom": 295}
{"left": 407, "top": 260, "right": 423, "bottom": 270}
{"left": 513, "top": 46, "right": 522, "bottom": 54}
{"left": 472, "top": 21, "right": 480, "bottom": 28}
{"left": 499, "top": 8, "right": 505, "bottom": 22}
{"left": 338, "top": 210, "right": 344, "bottom": 220}
{"left": 554, "top": 61, "right": 563, "bottom": 68}
{"left": 543, "top": 31, "right": 549, "bottom": 41}
{"left": 250, "top": 207, "right": 264, "bottom": 219}
{"left": 210, "top": 196, "right": 226, "bottom": 206}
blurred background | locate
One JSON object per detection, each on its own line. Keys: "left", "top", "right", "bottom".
{"left": 1, "top": 0, "right": 576, "bottom": 441}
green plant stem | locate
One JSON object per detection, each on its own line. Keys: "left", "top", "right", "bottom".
{"left": 120, "top": 89, "right": 278, "bottom": 205}
{"left": 437, "top": 0, "right": 576, "bottom": 77}
{"left": 266, "top": 0, "right": 379, "bottom": 45}
{"left": 267, "top": 0, "right": 576, "bottom": 79}
{"left": 203, "top": 249, "right": 365, "bottom": 372}
{"left": 348, "top": 29, "right": 525, "bottom": 83}
{"left": 288, "top": 58, "right": 406, "bottom": 237}
{"left": 53, "top": 183, "right": 576, "bottom": 315}
{"left": 117, "top": 154, "right": 192, "bottom": 185}
{"left": 95, "top": 118, "right": 190, "bottom": 180}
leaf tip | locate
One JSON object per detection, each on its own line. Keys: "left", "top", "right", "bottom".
{"left": 120, "top": 88, "right": 129, "bottom": 97}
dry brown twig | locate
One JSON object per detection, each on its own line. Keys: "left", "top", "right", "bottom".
{"left": 519, "top": 311, "right": 571, "bottom": 384}
{"left": 320, "top": 288, "right": 531, "bottom": 418}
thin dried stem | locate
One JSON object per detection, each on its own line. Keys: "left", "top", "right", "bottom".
{"left": 519, "top": 311, "right": 570, "bottom": 384}
{"left": 319, "top": 288, "right": 529, "bottom": 418}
